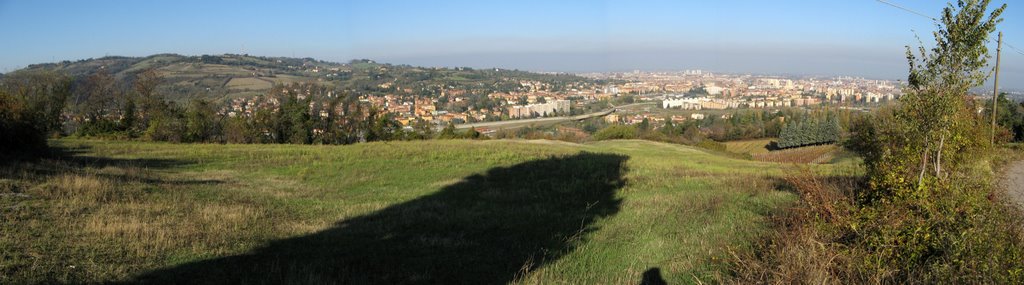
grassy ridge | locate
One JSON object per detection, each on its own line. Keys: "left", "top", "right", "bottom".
{"left": 22, "top": 54, "right": 597, "bottom": 103}
{"left": 3, "top": 139, "right": 804, "bottom": 283}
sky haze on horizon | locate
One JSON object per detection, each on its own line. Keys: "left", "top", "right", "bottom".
{"left": 1, "top": 0, "right": 1022, "bottom": 88}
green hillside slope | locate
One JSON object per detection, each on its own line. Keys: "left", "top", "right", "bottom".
{"left": 19, "top": 54, "right": 596, "bottom": 103}
{"left": 1, "top": 139, "right": 829, "bottom": 283}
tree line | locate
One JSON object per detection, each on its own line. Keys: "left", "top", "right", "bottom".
{"left": 684, "top": 108, "right": 859, "bottom": 142}
{"left": 776, "top": 115, "right": 841, "bottom": 148}
{"left": 73, "top": 72, "right": 448, "bottom": 144}
{"left": 1, "top": 68, "right": 493, "bottom": 158}
{"left": 983, "top": 92, "right": 1024, "bottom": 142}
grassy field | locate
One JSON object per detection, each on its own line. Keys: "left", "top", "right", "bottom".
{"left": 0, "top": 139, "right": 842, "bottom": 284}
{"left": 724, "top": 139, "right": 774, "bottom": 155}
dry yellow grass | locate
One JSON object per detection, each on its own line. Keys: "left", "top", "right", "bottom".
{"left": 48, "top": 174, "right": 106, "bottom": 200}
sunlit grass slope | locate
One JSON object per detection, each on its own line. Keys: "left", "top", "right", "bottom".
{"left": 2, "top": 138, "right": 812, "bottom": 284}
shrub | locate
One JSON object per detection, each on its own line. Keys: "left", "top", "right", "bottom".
{"left": 438, "top": 123, "right": 459, "bottom": 139}
{"left": 731, "top": 166, "right": 1024, "bottom": 284}
{"left": 145, "top": 114, "right": 186, "bottom": 143}
{"left": 0, "top": 71, "right": 72, "bottom": 157}
{"left": 465, "top": 127, "right": 481, "bottom": 139}
{"left": 591, "top": 124, "right": 638, "bottom": 141}
{"left": 224, "top": 116, "right": 254, "bottom": 144}
{"left": 732, "top": 1, "right": 1024, "bottom": 283}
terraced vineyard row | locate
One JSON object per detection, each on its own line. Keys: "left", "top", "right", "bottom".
{"left": 751, "top": 144, "right": 838, "bottom": 164}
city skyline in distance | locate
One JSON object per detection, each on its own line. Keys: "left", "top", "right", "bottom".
{"left": 1, "top": 0, "right": 1022, "bottom": 88}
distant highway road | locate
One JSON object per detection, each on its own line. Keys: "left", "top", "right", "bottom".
{"left": 452, "top": 102, "right": 655, "bottom": 130}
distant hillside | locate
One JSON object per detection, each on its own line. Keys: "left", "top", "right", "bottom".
{"left": 16, "top": 54, "right": 597, "bottom": 103}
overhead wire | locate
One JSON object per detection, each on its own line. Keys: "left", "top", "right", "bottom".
{"left": 1003, "top": 42, "right": 1024, "bottom": 56}
{"left": 875, "top": 0, "right": 937, "bottom": 21}
{"left": 874, "top": 0, "right": 1023, "bottom": 57}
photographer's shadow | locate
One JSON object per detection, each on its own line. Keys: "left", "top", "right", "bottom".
{"left": 133, "top": 152, "right": 629, "bottom": 284}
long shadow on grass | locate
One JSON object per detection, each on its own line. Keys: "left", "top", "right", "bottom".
{"left": 131, "top": 152, "right": 629, "bottom": 284}
{"left": 3, "top": 145, "right": 215, "bottom": 186}
{"left": 50, "top": 145, "right": 196, "bottom": 170}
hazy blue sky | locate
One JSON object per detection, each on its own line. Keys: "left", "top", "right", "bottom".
{"left": 1, "top": 0, "right": 1022, "bottom": 87}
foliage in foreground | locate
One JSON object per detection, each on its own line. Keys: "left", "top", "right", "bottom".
{"left": 731, "top": 164, "right": 1024, "bottom": 284}
{"left": 982, "top": 92, "right": 1024, "bottom": 142}
{"left": 732, "top": 1, "right": 1024, "bottom": 283}
{"left": 0, "top": 71, "right": 71, "bottom": 157}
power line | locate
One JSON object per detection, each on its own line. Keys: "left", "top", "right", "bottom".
{"left": 874, "top": 0, "right": 1024, "bottom": 57}
{"left": 875, "top": 0, "right": 936, "bottom": 21}
{"left": 1004, "top": 42, "right": 1024, "bottom": 56}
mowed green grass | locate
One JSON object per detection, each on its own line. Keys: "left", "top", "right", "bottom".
{"left": 2, "top": 139, "right": 811, "bottom": 284}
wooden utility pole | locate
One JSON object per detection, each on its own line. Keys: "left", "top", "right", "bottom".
{"left": 991, "top": 31, "right": 1002, "bottom": 145}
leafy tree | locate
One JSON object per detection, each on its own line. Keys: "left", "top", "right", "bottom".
{"left": 411, "top": 119, "right": 435, "bottom": 140}
{"left": 825, "top": 3, "right": 1024, "bottom": 282}
{"left": 637, "top": 118, "right": 650, "bottom": 132}
{"left": 120, "top": 95, "right": 138, "bottom": 133}
{"left": 77, "top": 69, "right": 123, "bottom": 135}
{"left": 251, "top": 108, "right": 280, "bottom": 144}
{"left": 661, "top": 117, "right": 676, "bottom": 136}
{"left": 184, "top": 99, "right": 220, "bottom": 143}
{"left": 777, "top": 116, "right": 841, "bottom": 148}
{"left": 864, "top": 0, "right": 1005, "bottom": 193}
{"left": 224, "top": 116, "right": 254, "bottom": 144}
{"left": 0, "top": 70, "right": 73, "bottom": 155}
{"left": 982, "top": 92, "right": 1024, "bottom": 141}
{"left": 200, "top": 55, "right": 223, "bottom": 64}
{"left": 133, "top": 68, "right": 166, "bottom": 126}
{"left": 80, "top": 69, "right": 117, "bottom": 121}
{"left": 364, "top": 108, "right": 401, "bottom": 142}
{"left": 679, "top": 121, "right": 705, "bottom": 143}
{"left": 282, "top": 93, "right": 311, "bottom": 144}
{"left": 824, "top": 115, "right": 841, "bottom": 144}
{"left": 845, "top": 110, "right": 883, "bottom": 155}
{"left": 465, "top": 127, "right": 481, "bottom": 139}
{"left": 145, "top": 106, "right": 185, "bottom": 142}
{"left": 438, "top": 122, "right": 458, "bottom": 139}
